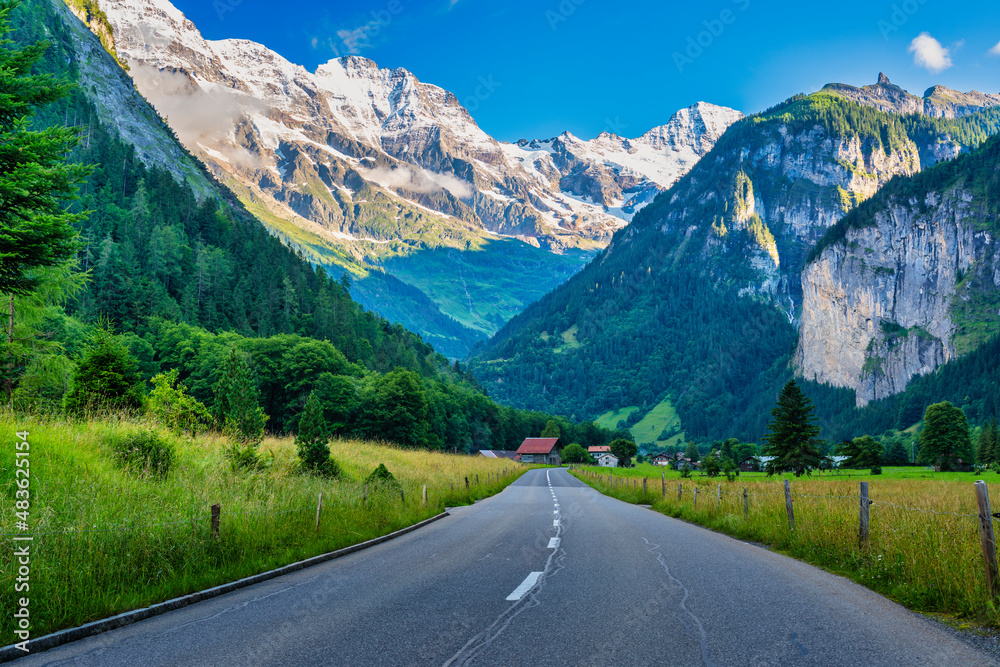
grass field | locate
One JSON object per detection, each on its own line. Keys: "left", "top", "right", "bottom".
{"left": 630, "top": 398, "right": 684, "bottom": 447}
{"left": 594, "top": 406, "right": 640, "bottom": 431}
{"left": 0, "top": 414, "right": 525, "bottom": 639}
{"left": 594, "top": 398, "right": 685, "bottom": 448}
{"left": 572, "top": 464, "right": 1000, "bottom": 626}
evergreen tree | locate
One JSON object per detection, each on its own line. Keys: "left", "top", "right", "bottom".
{"left": 216, "top": 347, "right": 267, "bottom": 449}
{"left": 762, "top": 380, "right": 823, "bottom": 476}
{"left": 684, "top": 441, "right": 700, "bottom": 463}
{"left": 977, "top": 419, "right": 999, "bottom": 465}
{"left": 0, "top": 0, "right": 89, "bottom": 297}
{"left": 64, "top": 323, "right": 143, "bottom": 415}
{"left": 918, "top": 401, "right": 973, "bottom": 471}
{"left": 295, "top": 390, "right": 337, "bottom": 475}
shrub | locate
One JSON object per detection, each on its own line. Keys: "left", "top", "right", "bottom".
{"left": 365, "top": 463, "right": 400, "bottom": 488}
{"left": 147, "top": 369, "right": 212, "bottom": 436}
{"left": 871, "top": 465, "right": 883, "bottom": 475}
{"left": 109, "top": 430, "right": 174, "bottom": 478}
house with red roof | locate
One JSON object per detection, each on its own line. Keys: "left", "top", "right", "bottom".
{"left": 516, "top": 437, "right": 562, "bottom": 465}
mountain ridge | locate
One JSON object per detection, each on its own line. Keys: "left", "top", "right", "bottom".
{"left": 83, "top": 0, "right": 743, "bottom": 357}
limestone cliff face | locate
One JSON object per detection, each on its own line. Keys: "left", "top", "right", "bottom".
{"left": 796, "top": 189, "right": 999, "bottom": 406}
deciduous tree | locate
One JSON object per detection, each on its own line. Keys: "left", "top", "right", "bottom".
{"left": 918, "top": 401, "right": 973, "bottom": 471}
{"left": 609, "top": 438, "right": 637, "bottom": 468}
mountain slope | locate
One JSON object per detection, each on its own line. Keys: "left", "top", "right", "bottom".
{"left": 469, "top": 85, "right": 1000, "bottom": 443}
{"left": 16, "top": 0, "right": 633, "bottom": 454}
{"left": 83, "top": 0, "right": 741, "bottom": 356}
{"left": 797, "top": 134, "right": 1000, "bottom": 406}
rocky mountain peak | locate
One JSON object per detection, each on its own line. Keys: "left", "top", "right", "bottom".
{"left": 823, "top": 73, "right": 1000, "bottom": 119}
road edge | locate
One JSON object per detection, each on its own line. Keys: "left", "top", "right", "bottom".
{"left": 0, "top": 511, "right": 450, "bottom": 663}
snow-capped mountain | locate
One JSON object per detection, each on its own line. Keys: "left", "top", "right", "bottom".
{"left": 504, "top": 102, "right": 743, "bottom": 222}
{"left": 92, "top": 0, "right": 741, "bottom": 252}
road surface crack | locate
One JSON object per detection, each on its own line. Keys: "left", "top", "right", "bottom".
{"left": 644, "top": 537, "right": 718, "bottom": 667}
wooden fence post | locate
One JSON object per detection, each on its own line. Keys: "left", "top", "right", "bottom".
{"left": 743, "top": 488, "right": 749, "bottom": 519}
{"left": 476, "top": 475, "right": 479, "bottom": 485}
{"left": 643, "top": 477, "right": 647, "bottom": 495}
{"left": 422, "top": 485, "right": 428, "bottom": 507}
{"left": 211, "top": 503, "right": 220, "bottom": 539}
{"left": 465, "top": 476, "right": 469, "bottom": 489}
{"left": 315, "top": 492, "right": 323, "bottom": 532}
{"left": 784, "top": 480, "right": 795, "bottom": 531}
{"left": 975, "top": 480, "right": 1000, "bottom": 598}
{"left": 693, "top": 487, "right": 698, "bottom": 510}
{"left": 661, "top": 471, "right": 666, "bottom": 498}
{"left": 677, "top": 483, "right": 682, "bottom": 502}
{"left": 717, "top": 484, "right": 721, "bottom": 502}
{"left": 859, "top": 482, "right": 870, "bottom": 550}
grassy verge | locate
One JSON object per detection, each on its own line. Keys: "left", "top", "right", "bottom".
{"left": 571, "top": 465, "right": 1000, "bottom": 627}
{"left": 0, "top": 414, "right": 525, "bottom": 639}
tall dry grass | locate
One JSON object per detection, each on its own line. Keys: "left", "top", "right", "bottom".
{"left": 0, "top": 414, "right": 523, "bottom": 638}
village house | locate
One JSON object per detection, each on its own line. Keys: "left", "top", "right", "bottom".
{"left": 650, "top": 453, "right": 671, "bottom": 466}
{"left": 595, "top": 452, "right": 619, "bottom": 468}
{"left": 517, "top": 438, "right": 562, "bottom": 465}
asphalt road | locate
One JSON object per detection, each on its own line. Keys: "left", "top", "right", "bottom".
{"left": 13, "top": 468, "right": 997, "bottom": 666}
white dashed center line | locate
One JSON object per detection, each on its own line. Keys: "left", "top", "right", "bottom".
{"left": 506, "top": 572, "right": 543, "bottom": 601}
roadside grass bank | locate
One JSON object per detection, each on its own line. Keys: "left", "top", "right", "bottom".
{"left": 0, "top": 414, "right": 525, "bottom": 638}
{"left": 571, "top": 465, "right": 1000, "bottom": 627}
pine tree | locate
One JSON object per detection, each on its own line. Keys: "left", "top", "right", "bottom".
{"left": 977, "top": 419, "right": 999, "bottom": 466}
{"left": 0, "top": 0, "right": 90, "bottom": 296}
{"left": 295, "top": 390, "right": 336, "bottom": 475}
{"left": 64, "top": 323, "right": 144, "bottom": 415}
{"left": 215, "top": 347, "right": 267, "bottom": 449}
{"left": 762, "top": 380, "right": 823, "bottom": 477}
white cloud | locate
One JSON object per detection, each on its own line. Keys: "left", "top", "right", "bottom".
{"left": 359, "top": 164, "right": 472, "bottom": 199}
{"left": 990, "top": 41, "right": 1000, "bottom": 56}
{"left": 908, "top": 33, "right": 953, "bottom": 73}
{"left": 130, "top": 64, "right": 265, "bottom": 169}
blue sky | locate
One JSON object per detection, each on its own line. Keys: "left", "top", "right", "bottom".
{"left": 174, "top": 0, "right": 1000, "bottom": 142}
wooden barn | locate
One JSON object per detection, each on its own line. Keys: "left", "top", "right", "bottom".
{"left": 517, "top": 438, "right": 562, "bottom": 465}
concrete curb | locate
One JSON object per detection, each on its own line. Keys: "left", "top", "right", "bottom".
{"left": 0, "top": 511, "right": 450, "bottom": 663}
